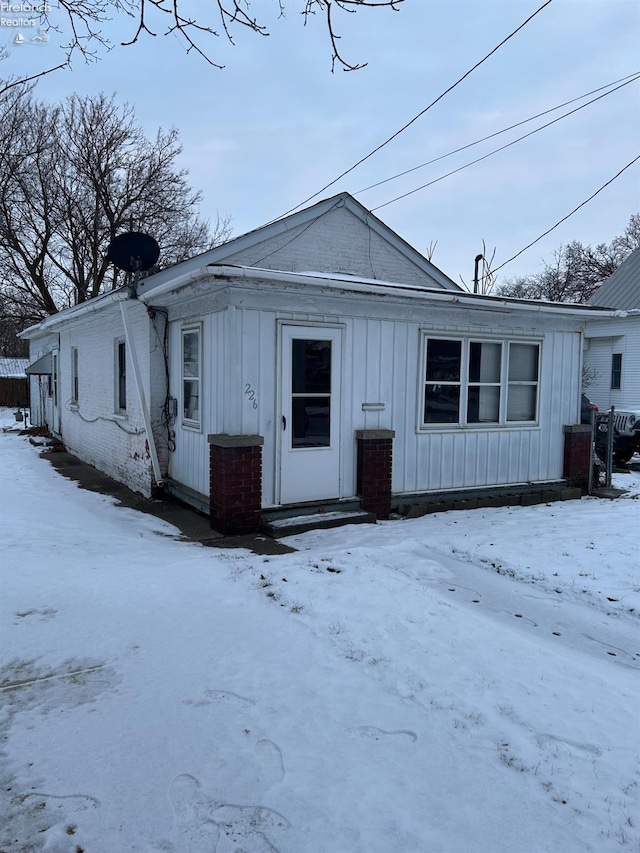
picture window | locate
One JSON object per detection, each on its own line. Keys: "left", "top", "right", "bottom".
{"left": 421, "top": 336, "right": 539, "bottom": 427}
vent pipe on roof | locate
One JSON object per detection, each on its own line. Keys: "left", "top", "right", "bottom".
{"left": 473, "top": 254, "right": 484, "bottom": 294}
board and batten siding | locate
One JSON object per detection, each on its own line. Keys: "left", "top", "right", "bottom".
{"left": 584, "top": 317, "right": 640, "bottom": 410}
{"left": 356, "top": 318, "right": 582, "bottom": 495}
{"left": 168, "top": 297, "right": 584, "bottom": 507}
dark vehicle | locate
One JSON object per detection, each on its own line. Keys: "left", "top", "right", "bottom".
{"left": 580, "top": 394, "right": 598, "bottom": 424}
{"left": 582, "top": 393, "right": 640, "bottom": 465}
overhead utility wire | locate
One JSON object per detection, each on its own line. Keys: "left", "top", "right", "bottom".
{"left": 356, "top": 71, "right": 640, "bottom": 195}
{"left": 277, "top": 0, "right": 554, "bottom": 218}
{"left": 492, "top": 153, "right": 640, "bottom": 274}
{"left": 370, "top": 73, "right": 640, "bottom": 211}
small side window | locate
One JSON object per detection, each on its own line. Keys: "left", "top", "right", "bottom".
{"left": 611, "top": 353, "right": 622, "bottom": 390}
{"left": 71, "top": 347, "right": 79, "bottom": 403}
{"left": 116, "top": 340, "right": 127, "bottom": 411}
{"left": 182, "top": 326, "right": 201, "bottom": 428}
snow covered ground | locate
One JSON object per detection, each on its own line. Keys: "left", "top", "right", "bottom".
{"left": 1, "top": 408, "right": 638, "bottom": 853}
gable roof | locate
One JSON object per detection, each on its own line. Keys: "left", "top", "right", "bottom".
{"left": 588, "top": 247, "right": 640, "bottom": 309}
{"left": 138, "top": 192, "right": 463, "bottom": 296}
{"left": 0, "top": 357, "right": 29, "bottom": 378}
{"left": 21, "top": 192, "right": 623, "bottom": 341}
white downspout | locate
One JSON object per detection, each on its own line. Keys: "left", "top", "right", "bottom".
{"left": 119, "top": 300, "right": 164, "bottom": 487}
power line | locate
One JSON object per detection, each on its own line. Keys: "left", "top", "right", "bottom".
{"left": 369, "top": 73, "right": 640, "bottom": 211}
{"left": 492, "top": 154, "right": 640, "bottom": 274}
{"left": 356, "top": 71, "right": 640, "bottom": 195}
{"left": 277, "top": 0, "right": 554, "bottom": 218}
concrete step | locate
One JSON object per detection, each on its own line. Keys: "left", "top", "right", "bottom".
{"left": 261, "top": 508, "right": 376, "bottom": 538}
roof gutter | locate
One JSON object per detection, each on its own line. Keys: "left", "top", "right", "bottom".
{"left": 20, "top": 289, "right": 132, "bottom": 338}
{"left": 198, "top": 265, "right": 624, "bottom": 319}
{"left": 136, "top": 266, "right": 213, "bottom": 303}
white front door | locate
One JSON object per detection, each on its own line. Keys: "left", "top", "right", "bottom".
{"left": 279, "top": 325, "right": 342, "bottom": 504}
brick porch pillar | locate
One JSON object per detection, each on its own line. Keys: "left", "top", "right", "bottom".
{"left": 563, "top": 424, "right": 591, "bottom": 493}
{"left": 355, "top": 429, "right": 395, "bottom": 520}
{"left": 208, "top": 434, "right": 264, "bottom": 535}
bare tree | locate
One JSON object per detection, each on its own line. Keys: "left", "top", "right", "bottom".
{"left": 495, "top": 216, "right": 640, "bottom": 304}
{"left": 0, "top": 0, "right": 405, "bottom": 94}
{"left": 582, "top": 363, "right": 598, "bottom": 389}
{"left": 0, "top": 87, "right": 232, "bottom": 319}
{"left": 459, "top": 240, "right": 498, "bottom": 294}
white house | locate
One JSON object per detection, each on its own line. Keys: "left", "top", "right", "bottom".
{"left": 584, "top": 247, "right": 640, "bottom": 411}
{"left": 23, "top": 193, "right": 615, "bottom": 533}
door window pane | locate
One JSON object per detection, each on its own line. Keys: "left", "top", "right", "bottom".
{"left": 292, "top": 339, "right": 331, "bottom": 393}
{"left": 292, "top": 397, "right": 330, "bottom": 447}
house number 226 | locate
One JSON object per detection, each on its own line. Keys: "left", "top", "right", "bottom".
{"left": 244, "top": 383, "right": 258, "bottom": 409}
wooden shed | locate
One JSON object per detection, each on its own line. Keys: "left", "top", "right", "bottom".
{"left": 0, "top": 357, "right": 29, "bottom": 407}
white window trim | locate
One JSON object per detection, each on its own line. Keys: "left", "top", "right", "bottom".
{"left": 417, "top": 333, "right": 541, "bottom": 431}
{"left": 181, "top": 323, "right": 202, "bottom": 432}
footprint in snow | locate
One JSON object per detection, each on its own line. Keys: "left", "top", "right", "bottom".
{"left": 168, "top": 773, "right": 289, "bottom": 853}
{"left": 255, "top": 738, "right": 285, "bottom": 786}
{"left": 168, "top": 774, "right": 221, "bottom": 852}
{"left": 203, "top": 689, "right": 256, "bottom": 710}
{"left": 348, "top": 725, "right": 417, "bottom": 743}
{"left": 21, "top": 792, "right": 100, "bottom": 812}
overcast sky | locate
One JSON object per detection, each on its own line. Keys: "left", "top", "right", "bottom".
{"left": 5, "top": 0, "right": 640, "bottom": 288}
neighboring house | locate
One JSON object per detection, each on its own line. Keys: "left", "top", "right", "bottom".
{"left": 22, "top": 193, "right": 615, "bottom": 533}
{"left": 584, "top": 247, "right": 640, "bottom": 411}
{"left": 0, "top": 357, "right": 29, "bottom": 407}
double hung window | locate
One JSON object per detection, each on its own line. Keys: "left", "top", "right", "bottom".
{"left": 182, "top": 326, "right": 201, "bottom": 428}
{"left": 116, "top": 340, "right": 127, "bottom": 411}
{"left": 421, "top": 336, "right": 539, "bottom": 427}
{"left": 611, "top": 353, "right": 622, "bottom": 390}
{"left": 71, "top": 347, "right": 79, "bottom": 404}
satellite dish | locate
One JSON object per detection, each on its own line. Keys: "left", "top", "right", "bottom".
{"left": 107, "top": 232, "right": 160, "bottom": 273}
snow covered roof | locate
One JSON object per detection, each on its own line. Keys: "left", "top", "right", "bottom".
{"left": 0, "top": 357, "right": 29, "bottom": 378}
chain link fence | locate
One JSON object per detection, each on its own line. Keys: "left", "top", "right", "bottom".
{"left": 589, "top": 407, "right": 614, "bottom": 493}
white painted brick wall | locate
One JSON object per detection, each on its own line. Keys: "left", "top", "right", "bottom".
{"left": 53, "top": 300, "right": 160, "bottom": 497}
